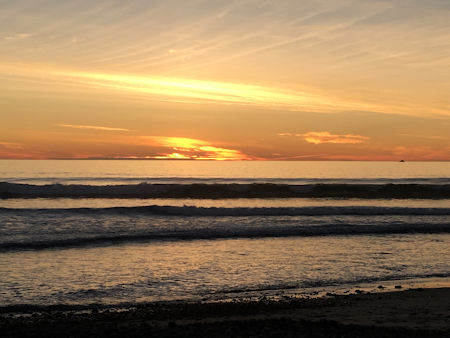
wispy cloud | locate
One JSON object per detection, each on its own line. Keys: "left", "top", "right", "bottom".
{"left": 61, "top": 70, "right": 344, "bottom": 112}
{"left": 0, "top": 63, "right": 383, "bottom": 114}
{"left": 3, "top": 33, "right": 31, "bottom": 41}
{"left": 57, "top": 124, "right": 130, "bottom": 132}
{"left": 399, "top": 133, "right": 448, "bottom": 140}
{"left": 391, "top": 145, "right": 450, "bottom": 161}
{"left": 2, "top": 61, "right": 448, "bottom": 117}
{"left": 2, "top": 1, "right": 450, "bottom": 117}
{"left": 278, "top": 132, "right": 369, "bottom": 144}
{"left": 0, "top": 141, "right": 23, "bottom": 149}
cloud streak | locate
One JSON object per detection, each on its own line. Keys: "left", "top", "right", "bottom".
{"left": 2, "top": 61, "right": 449, "bottom": 117}
{"left": 57, "top": 124, "right": 130, "bottom": 132}
{"left": 60, "top": 69, "right": 346, "bottom": 112}
{"left": 0, "top": 63, "right": 387, "bottom": 114}
{"left": 0, "top": 141, "right": 23, "bottom": 149}
{"left": 279, "top": 132, "right": 369, "bottom": 144}
{"left": 3, "top": 33, "right": 31, "bottom": 41}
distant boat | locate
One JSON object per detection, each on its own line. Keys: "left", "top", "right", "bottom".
{"left": 399, "top": 159, "right": 405, "bottom": 162}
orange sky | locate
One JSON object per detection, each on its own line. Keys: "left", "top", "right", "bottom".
{"left": 1, "top": 0, "right": 449, "bottom": 160}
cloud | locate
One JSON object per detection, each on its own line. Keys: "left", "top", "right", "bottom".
{"left": 3, "top": 33, "right": 31, "bottom": 41}
{"left": 0, "top": 63, "right": 385, "bottom": 114}
{"left": 302, "top": 132, "right": 370, "bottom": 144}
{"left": 278, "top": 131, "right": 369, "bottom": 144}
{"left": 57, "top": 124, "right": 130, "bottom": 132}
{"left": 0, "top": 141, "right": 23, "bottom": 149}
{"left": 60, "top": 70, "right": 340, "bottom": 112}
{"left": 391, "top": 145, "right": 450, "bottom": 161}
{"left": 399, "top": 133, "right": 448, "bottom": 140}
{"left": 141, "top": 136, "right": 250, "bottom": 160}
{"left": 2, "top": 62, "right": 449, "bottom": 117}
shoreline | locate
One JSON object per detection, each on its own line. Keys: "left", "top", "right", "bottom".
{"left": 2, "top": 274, "right": 448, "bottom": 312}
{"left": 1, "top": 287, "right": 449, "bottom": 337}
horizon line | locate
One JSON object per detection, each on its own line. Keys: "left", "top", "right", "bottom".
{"left": 0, "top": 158, "right": 449, "bottom": 162}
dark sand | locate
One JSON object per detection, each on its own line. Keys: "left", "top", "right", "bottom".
{"left": 1, "top": 288, "right": 449, "bottom": 337}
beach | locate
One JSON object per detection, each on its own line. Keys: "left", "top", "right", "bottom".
{"left": 1, "top": 287, "right": 449, "bottom": 337}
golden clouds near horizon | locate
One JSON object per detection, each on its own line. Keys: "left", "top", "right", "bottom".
{"left": 57, "top": 124, "right": 130, "bottom": 132}
{"left": 142, "top": 136, "right": 250, "bottom": 160}
{"left": 278, "top": 132, "right": 370, "bottom": 145}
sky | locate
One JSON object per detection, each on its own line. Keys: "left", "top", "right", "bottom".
{"left": 1, "top": 0, "right": 449, "bottom": 160}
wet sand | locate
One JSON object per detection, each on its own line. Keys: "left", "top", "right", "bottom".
{"left": 1, "top": 287, "right": 449, "bottom": 337}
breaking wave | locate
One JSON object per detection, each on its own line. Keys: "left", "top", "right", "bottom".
{"left": 1, "top": 205, "right": 449, "bottom": 216}
{"left": 1, "top": 182, "right": 450, "bottom": 199}
{"left": 1, "top": 221, "right": 449, "bottom": 251}
{"left": 5, "top": 177, "right": 450, "bottom": 185}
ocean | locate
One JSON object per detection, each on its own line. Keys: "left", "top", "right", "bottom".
{"left": 0, "top": 160, "right": 449, "bottom": 307}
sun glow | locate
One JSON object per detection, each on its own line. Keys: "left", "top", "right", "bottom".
{"left": 153, "top": 152, "right": 191, "bottom": 159}
{"left": 143, "top": 136, "right": 249, "bottom": 160}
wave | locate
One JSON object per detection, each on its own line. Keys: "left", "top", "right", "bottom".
{"left": 1, "top": 222, "right": 449, "bottom": 252}
{"left": 5, "top": 177, "right": 450, "bottom": 185}
{"left": 1, "top": 205, "right": 449, "bottom": 216}
{"left": 1, "top": 182, "right": 450, "bottom": 199}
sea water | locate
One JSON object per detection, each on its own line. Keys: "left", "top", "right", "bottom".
{"left": 0, "top": 160, "right": 449, "bottom": 306}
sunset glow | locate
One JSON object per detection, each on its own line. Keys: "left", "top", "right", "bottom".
{"left": 0, "top": 63, "right": 365, "bottom": 112}
{"left": 144, "top": 137, "right": 250, "bottom": 160}
{"left": 2, "top": 3, "right": 450, "bottom": 334}
{"left": 1, "top": 0, "right": 450, "bottom": 160}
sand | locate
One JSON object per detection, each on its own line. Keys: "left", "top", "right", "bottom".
{"left": 1, "top": 287, "right": 449, "bottom": 337}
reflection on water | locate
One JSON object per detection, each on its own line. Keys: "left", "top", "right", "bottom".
{"left": 1, "top": 160, "right": 448, "bottom": 307}
{"left": 0, "top": 234, "right": 449, "bottom": 306}
{"left": 3, "top": 198, "right": 450, "bottom": 209}
{"left": 1, "top": 160, "right": 449, "bottom": 185}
